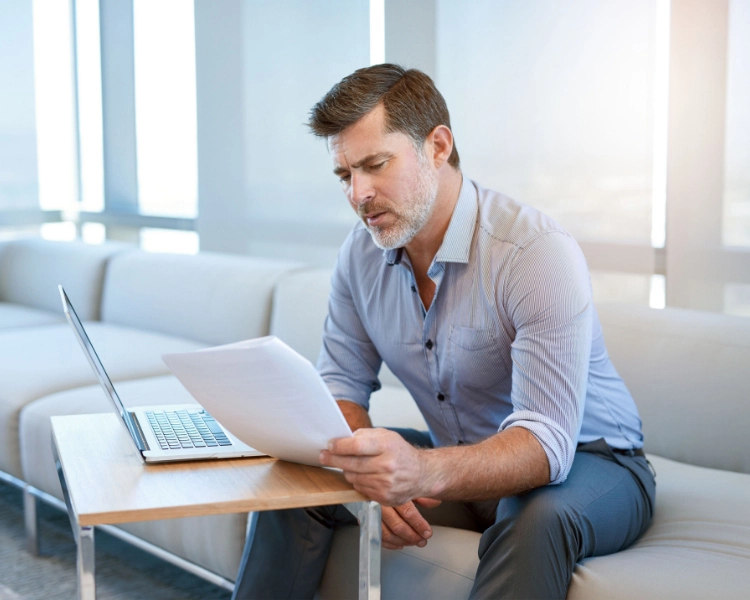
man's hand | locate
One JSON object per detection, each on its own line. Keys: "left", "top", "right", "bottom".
{"left": 380, "top": 498, "right": 442, "bottom": 549}
{"left": 320, "top": 428, "right": 434, "bottom": 506}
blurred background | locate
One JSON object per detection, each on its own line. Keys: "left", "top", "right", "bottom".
{"left": 0, "top": 0, "right": 748, "bottom": 316}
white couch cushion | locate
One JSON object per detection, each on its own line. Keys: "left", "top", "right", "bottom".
{"left": 19, "top": 375, "right": 248, "bottom": 581}
{"left": 270, "top": 269, "right": 410, "bottom": 398}
{"left": 568, "top": 455, "right": 750, "bottom": 599}
{"left": 369, "top": 385, "right": 428, "bottom": 431}
{"left": 0, "top": 323, "right": 201, "bottom": 477}
{"left": 0, "top": 238, "right": 126, "bottom": 320}
{"left": 598, "top": 303, "right": 750, "bottom": 474}
{"left": 319, "top": 455, "right": 750, "bottom": 599}
{"left": 101, "top": 251, "right": 302, "bottom": 345}
{"left": 0, "top": 302, "right": 63, "bottom": 330}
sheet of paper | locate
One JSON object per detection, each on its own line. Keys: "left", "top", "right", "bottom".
{"left": 162, "top": 336, "right": 352, "bottom": 466}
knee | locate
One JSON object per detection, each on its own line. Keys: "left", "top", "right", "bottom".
{"left": 480, "top": 491, "right": 578, "bottom": 558}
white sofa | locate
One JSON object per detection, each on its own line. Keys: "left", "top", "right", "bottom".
{"left": 1, "top": 238, "right": 748, "bottom": 598}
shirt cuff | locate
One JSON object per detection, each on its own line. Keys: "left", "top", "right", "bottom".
{"left": 322, "top": 375, "right": 374, "bottom": 412}
{"left": 500, "top": 411, "right": 576, "bottom": 485}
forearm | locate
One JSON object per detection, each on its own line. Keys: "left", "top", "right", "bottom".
{"left": 337, "top": 399, "right": 372, "bottom": 431}
{"left": 419, "top": 427, "right": 550, "bottom": 501}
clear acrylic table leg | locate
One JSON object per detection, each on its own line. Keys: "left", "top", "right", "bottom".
{"left": 344, "top": 501, "right": 382, "bottom": 600}
{"left": 23, "top": 486, "right": 39, "bottom": 556}
{"left": 54, "top": 442, "right": 96, "bottom": 599}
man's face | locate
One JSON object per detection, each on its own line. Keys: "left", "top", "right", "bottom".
{"left": 329, "top": 104, "right": 439, "bottom": 250}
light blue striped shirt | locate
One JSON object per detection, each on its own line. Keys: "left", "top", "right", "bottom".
{"left": 318, "top": 177, "right": 644, "bottom": 484}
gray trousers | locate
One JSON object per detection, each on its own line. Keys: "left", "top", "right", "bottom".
{"left": 233, "top": 433, "right": 655, "bottom": 600}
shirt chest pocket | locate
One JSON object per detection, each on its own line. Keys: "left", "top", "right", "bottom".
{"left": 449, "top": 326, "right": 511, "bottom": 390}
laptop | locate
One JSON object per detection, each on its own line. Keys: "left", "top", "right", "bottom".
{"left": 58, "top": 285, "right": 265, "bottom": 463}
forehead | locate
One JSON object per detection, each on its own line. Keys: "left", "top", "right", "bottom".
{"left": 329, "top": 104, "right": 413, "bottom": 167}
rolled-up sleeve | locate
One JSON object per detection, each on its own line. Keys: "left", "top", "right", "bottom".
{"left": 316, "top": 235, "right": 383, "bottom": 411}
{"left": 500, "top": 232, "right": 593, "bottom": 484}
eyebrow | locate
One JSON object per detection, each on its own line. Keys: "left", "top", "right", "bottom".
{"left": 333, "top": 152, "right": 394, "bottom": 176}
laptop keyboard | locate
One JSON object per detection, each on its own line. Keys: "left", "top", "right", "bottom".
{"left": 145, "top": 409, "right": 233, "bottom": 451}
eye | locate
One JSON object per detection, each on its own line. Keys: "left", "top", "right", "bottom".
{"left": 338, "top": 173, "right": 351, "bottom": 184}
{"left": 369, "top": 161, "right": 386, "bottom": 171}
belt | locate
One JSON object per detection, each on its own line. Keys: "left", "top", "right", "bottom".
{"left": 611, "top": 447, "right": 645, "bottom": 458}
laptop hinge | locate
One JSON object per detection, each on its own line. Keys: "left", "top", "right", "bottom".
{"left": 126, "top": 412, "right": 150, "bottom": 452}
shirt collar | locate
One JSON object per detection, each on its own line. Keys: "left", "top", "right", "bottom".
{"left": 384, "top": 175, "right": 478, "bottom": 266}
{"left": 434, "top": 176, "right": 478, "bottom": 264}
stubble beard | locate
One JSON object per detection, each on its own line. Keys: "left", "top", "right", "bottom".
{"left": 360, "top": 152, "right": 440, "bottom": 251}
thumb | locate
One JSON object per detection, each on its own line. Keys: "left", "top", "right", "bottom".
{"left": 413, "top": 497, "right": 442, "bottom": 509}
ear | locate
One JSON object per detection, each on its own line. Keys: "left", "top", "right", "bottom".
{"left": 425, "top": 125, "right": 454, "bottom": 169}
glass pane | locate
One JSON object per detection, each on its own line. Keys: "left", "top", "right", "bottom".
{"left": 75, "top": 0, "right": 104, "bottom": 212}
{"left": 81, "top": 221, "right": 105, "bottom": 244}
{"left": 724, "top": 283, "right": 750, "bottom": 317}
{"left": 0, "top": 226, "right": 40, "bottom": 241}
{"left": 40, "top": 221, "right": 76, "bottom": 241}
{"left": 437, "top": 0, "right": 661, "bottom": 244}
{"left": 0, "top": 0, "right": 38, "bottom": 210}
{"left": 139, "top": 228, "right": 199, "bottom": 255}
{"left": 32, "top": 0, "right": 78, "bottom": 211}
{"left": 723, "top": 0, "right": 750, "bottom": 247}
{"left": 133, "top": 0, "right": 197, "bottom": 218}
{"left": 243, "top": 0, "right": 369, "bottom": 226}
{"left": 590, "top": 271, "right": 651, "bottom": 306}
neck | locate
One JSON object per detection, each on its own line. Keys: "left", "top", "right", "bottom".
{"left": 405, "top": 168, "right": 463, "bottom": 271}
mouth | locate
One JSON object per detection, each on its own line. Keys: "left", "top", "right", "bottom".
{"left": 364, "top": 211, "right": 388, "bottom": 227}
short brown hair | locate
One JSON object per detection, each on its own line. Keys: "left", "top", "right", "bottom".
{"left": 308, "top": 64, "right": 460, "bottom": 168}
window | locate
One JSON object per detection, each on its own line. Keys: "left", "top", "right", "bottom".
{"left": 723, "top": 0, "right": 750, "bottom": 248}
{"left": 133, "top": 0, "right": 198, "bottom": 218}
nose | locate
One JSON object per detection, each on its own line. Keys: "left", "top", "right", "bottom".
{"left": 348, "top": 171, "right": 375, "bottom": 207}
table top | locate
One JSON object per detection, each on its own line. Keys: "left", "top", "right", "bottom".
{"left": 51, "top": 413, "right": 366, "bottom": 526}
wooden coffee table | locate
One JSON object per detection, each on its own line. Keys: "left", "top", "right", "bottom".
{"left": 51, "top": 413, "right": 381, "bottom": 600}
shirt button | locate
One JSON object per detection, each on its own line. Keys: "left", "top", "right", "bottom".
{"left": 425, "top": 339, "right": 433, "bottom": 350}
{"left": 437, "top": 393, "right": 445, "bottom": 401}
{"left": 411, "top": 285, "right": 417, "bottom": 293}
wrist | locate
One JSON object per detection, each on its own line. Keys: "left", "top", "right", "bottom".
{"left": 417, "top": 448, "right": 448, "bottom": 498}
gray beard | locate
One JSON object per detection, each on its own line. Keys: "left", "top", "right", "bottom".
{"left": 365, "top": 155, "right": 439, "bottom": 251}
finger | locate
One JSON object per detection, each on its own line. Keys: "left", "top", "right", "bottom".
{"left": 327, "top": 428, "right": 392, "bottom": 456}
{"left": 413, "top": 497, "right": 443, "bottom": 509}
{"left": 319, "top": 451, "right": 380, "bottom": 473}
{"left": 380, "top": 519, "right": 407, "bottom": 549}
{"left": 395, "top": 501, "right": 433, "bottom": 539}
{"left": 381, "top": 511, "right": 424, "bottom": 549}
{"left": 382, "top": 504, "right": 426, "bottom": 545}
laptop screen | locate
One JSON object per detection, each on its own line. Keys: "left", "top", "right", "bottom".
{"left": 58, "top": 285, "right": 136, "bottom": 439}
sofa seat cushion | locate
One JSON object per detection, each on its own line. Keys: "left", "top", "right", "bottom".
{"left": 19, "top": 375, "right": 247, "bottom": 581}
{"left": 0, "top": 302, "right": 63, "bottom": 330}
{"left": 120, "top": 514, "right": 248, "bottom": 582}
{"left": 318, "top": 455, "right": 750, "bottom": 600}
{"left": 568, "top": 454, "right": 750, "bottom": 599}
{"left": 0, "top": 323, "right": 202, "bottom": 478}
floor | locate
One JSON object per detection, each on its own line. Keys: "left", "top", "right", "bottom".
{"left": 0, "top": 481, "right": 232, "bottom": 600}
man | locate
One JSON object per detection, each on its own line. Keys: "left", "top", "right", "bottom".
{"left": 233, "top": 64, "right": 655, "bottom": 599}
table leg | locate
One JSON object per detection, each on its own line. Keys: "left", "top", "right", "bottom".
{"left": 23, "top": 486, "right": 39, "bottom": 556}
{"left": 344, "top": 501, "right": 382, "bottom": 600}
{"left": 77, "top": 525, "right": 96, "bottom": 600}
{"left": 54, "top": 442, "right": 96, "bottom": 599}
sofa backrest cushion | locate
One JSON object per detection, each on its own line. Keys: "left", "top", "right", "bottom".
{"left": 598, "top": 303, "right": 750, "bottom": 475}
{"left": 269, "top": 268, "right": 402, "bottom": 387}
{"left": 0, "top": 238, "right": 125, "bottom": 320}
{"left": 101, "top": 251, "right": 302, "bottom": 345}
